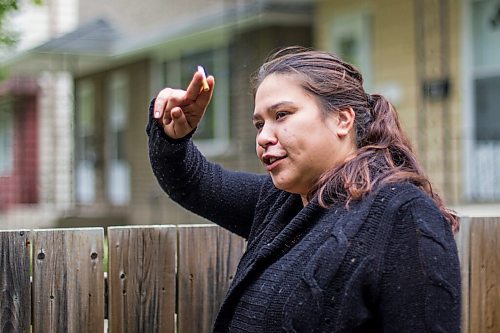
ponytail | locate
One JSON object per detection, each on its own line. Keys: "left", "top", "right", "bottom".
{"left": 362, "top": 94, "right": 404, "bottom": 146}
{"left": 312, "top": 94, "right": 459, "bottom": 232}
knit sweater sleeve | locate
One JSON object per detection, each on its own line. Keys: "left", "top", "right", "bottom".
{"left": 378, "top": 191, "right": 461, "bottom": 332}
{"left": 146, "top": 100, "right": 266, "bottom": 238}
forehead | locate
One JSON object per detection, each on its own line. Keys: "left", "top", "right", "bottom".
{"left": 255, "top": 73, "right": 303, "bottom": 95}
{"left": 254, "top": 74, "right": 311, "bottom": 112}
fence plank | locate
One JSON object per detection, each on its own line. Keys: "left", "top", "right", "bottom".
{"left": 0, "top": 230, "right": 31, "bottom": 333}
{"left": 470, "top": 217, "right": 500, "bottom": 332}
{"left": 107, "top": 225, "right": 176, "bottom": 333}
{"left": 455, "top": 217, "right": 470, "bottom": 333}
{"left": 177, "top": 225, "right": 246, "bottom": 333}
{"left": 32, "top": 228, "right": 104, "bottom": 333}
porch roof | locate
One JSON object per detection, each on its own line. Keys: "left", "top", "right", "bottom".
{"left": 2, "top": 18, "right": 119, "bottom": 76}
{"left": 2, "top": 0, "right": 313, "bottom": 76}
{"left": 34, "top": 18, "right": 119, "bottom": 56}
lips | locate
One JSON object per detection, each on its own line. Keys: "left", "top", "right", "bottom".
{"left": 266, "top": 156, "right": 284, "bottom": 165}
{"left": 262, "top": 154, "right": 287, "bottom": 170}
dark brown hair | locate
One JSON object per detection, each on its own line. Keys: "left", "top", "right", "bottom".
{"left": 252, "top": 46, "right": 459, "bottom": 232}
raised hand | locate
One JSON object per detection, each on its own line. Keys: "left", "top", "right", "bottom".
{"left": 153, "top": 69, "right": 215, "bottom": 139}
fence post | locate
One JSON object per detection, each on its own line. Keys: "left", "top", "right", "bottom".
{"left": 469, "top": 217, "right": 500, "bottom": 332}
{"left": 31, "top": 228, "right": 104, "bottom": 333}
{"left": 0, "top": 230, "right": 31, "bottom": 332}
{"left": 177, "top": 224, "right": 246, "bottom": 333}
{"left": 107, "top": 225, "right": 177, "bottom": 333}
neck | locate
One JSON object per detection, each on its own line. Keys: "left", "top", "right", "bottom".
{"left": 301, "top": 195, "right": 308, "bottom": 206}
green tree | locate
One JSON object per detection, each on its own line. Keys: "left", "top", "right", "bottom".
{"left": 0, "top": 0, "right": 42, "bottom": 47}
{"left": 0, "top": 0, "right": 42, "bottom": 80}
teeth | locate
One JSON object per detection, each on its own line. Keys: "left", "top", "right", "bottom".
{"left": 267, "top": 156, "right": 285, "bottom": 164}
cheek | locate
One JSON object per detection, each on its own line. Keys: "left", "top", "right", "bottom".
{"left": 281, "top": 131, "right": 302, "bottom": 151}
{"left": 255, "top": 141, "right": 263, "bottom": 157}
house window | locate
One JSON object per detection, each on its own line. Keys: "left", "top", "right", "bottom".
{"left": 473, "top": 0, "right": 500, "bottom": 142}
{"left": 163, "top": 48, "right": 230, "bottom": 156}
{"left": 106, "top": 71, "right": 130, "bottom": 205}
{"left": 331, "top": 11, "right": 373, "bottom": 91}
{"left": 75, "top": 80, "right": 96, "bottom": 204}
{"left": 0, "top": 108, "right": 14, "bottom": 176}
{"left": 470, "top": 0, "right": 500, "bottom": 200}
{"left": 475, "top": 76, "right": 500, "bottom": 142}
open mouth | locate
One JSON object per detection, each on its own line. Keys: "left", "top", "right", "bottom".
{"left": 263, "top": 155, "right": 287, "bottom": 166}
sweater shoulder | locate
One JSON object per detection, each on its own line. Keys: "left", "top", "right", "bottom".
{"left": 373, "top": 182, "right": 434, "bottom": 212}
{"left": 360, "top": 182, "right": 443, "bottom": 239}
{"left": 376, "top": 181, "right": 426, "bottom": 199}
{"left": 373, "top": 182, "right": 454, "bottom": 259}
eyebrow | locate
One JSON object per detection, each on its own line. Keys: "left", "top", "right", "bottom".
{"left": 252, "top": 101, "right": 297, "bottom": 121}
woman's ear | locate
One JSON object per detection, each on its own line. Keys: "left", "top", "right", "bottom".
{"left": 336, "top": 107, "right": 355, "bottom": 138}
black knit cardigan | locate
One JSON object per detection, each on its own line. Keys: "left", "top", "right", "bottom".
{"left": 147, "top": 103, "right": 461, "bottom": 332}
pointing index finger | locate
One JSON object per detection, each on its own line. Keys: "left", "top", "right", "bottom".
{"left": 194, "top": 75, "right": 215, "bottom": 109}
{"left": 198, "top": 66, "right": 210, "bottom": 92}
{"left": 185, "top": 68, "right": 207, "bottom": 102}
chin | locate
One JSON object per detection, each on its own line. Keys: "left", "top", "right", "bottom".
{"left": 270, "top": 178, "right": 288, "bottom": 191}
{"left": 271, "top": 178, "right": 297, "bottom": 194}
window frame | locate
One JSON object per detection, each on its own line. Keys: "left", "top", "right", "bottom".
{"left": 75, "top": 79, "right": 97, "bottom": 204}
{"left": 106, "top": 70, "right": 131, "bottom": 205}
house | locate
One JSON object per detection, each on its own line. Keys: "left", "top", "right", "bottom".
{"left": 2, "top": 0, "right": 313, "bottom": 226}
{"left": 3, "top": 0, "right": 498, "bottom": 227}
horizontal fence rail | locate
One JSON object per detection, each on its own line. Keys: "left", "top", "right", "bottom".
{"left": 0, "top": 217, "right": 499, "bottom": 332}
{"left": 0, "top": 225, "right": 246, "bottom": 333}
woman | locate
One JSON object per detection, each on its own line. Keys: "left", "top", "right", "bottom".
{"left": 147, "top": 47, "right": 461, "bottom": 332}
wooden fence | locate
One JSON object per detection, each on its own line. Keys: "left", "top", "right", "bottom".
{"left": 0, "top": 225, "right": 246, "bottom": 333}
{"left": 0, "top": 217, "right": 499, "bottom": 332}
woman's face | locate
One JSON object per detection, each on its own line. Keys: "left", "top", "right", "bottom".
{"left": 253, "top": 73, "right": 355, "bottom": 202}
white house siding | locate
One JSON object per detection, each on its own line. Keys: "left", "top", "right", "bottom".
{"left": 0, "top": 0, "right": 78, "bottom": 228}
{"left": 37, "top": 72, "right": 74, "bottom": 209}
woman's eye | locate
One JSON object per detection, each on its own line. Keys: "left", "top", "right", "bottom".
{"left": 276, "top": 111, "right": 288, "bottom": 120}
{"left": 254, "top": 121, "right": 264, "bottom": 130}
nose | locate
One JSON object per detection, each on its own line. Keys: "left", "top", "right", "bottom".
{"left": 256, "top": 123, "right": 278, "bottom": 149}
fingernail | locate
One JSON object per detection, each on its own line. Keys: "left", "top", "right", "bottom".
{"left": 154, "top": 111, "right": 160, "bottom": 118}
